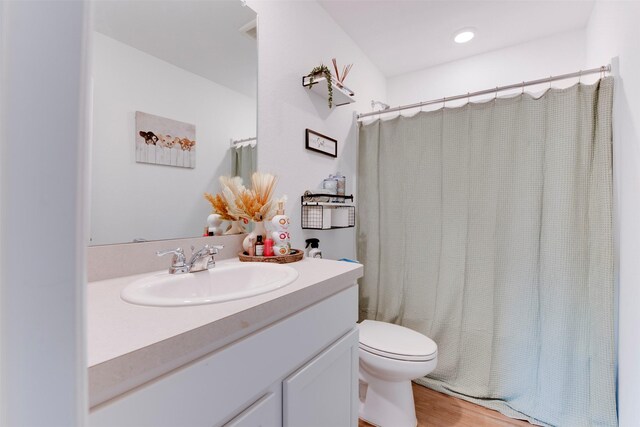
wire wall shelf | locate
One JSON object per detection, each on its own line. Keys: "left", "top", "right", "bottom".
{"left": 301, "top": 194, "right": 355, "bottom": 230}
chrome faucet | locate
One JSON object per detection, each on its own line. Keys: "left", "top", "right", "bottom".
{"left": 157, "top": 244, "right": 224, "bottom": 274}
{"left": 188, "top": 244, "right": 224, "bottom": 272}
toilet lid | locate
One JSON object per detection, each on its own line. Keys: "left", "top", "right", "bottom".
{"left": 359, "top": 320, "right": 437, "bottom": 362}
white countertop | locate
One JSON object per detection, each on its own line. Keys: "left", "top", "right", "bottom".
{"left": 87, "top": 257, "right": 363, "bottom": 408}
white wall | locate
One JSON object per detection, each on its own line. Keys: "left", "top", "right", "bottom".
{"left": 586, "top": 3, "right": 640, "bottom": 425}
{"left": 387, "top": 29, "right": 588, "bottom": 110}
{"left": 0, "top": 0, "right": 4, "bottom": 416}
{"left": 246, "top": 0, "right": 386, "bottom": 261}
{"left": 1, "top": 0, "right": 89, "bottom": 425}
{"left": 90, "top": 32, "right": 256, "bottom": 245}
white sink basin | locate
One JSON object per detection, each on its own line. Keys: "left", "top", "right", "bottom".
{"left": 121, "top": 262, "right": 299, "bottom": 307}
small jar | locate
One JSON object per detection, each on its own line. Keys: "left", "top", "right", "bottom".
{"left": 255, "top": 235, "right": 264, "bottom": 256}
{"left": 323, "top": 176, "right": 339, "bottom": 202}
{"left": 334, "top": 172, "right": 346, "bottom": 201}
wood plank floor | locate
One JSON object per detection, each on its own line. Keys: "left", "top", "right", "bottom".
{"left": 359, "top": 383, "right": 532, "bottom": 427}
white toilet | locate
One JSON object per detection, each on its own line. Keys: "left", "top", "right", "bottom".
{"left": 358, "top": 320, "right": 438, "bottom": 427}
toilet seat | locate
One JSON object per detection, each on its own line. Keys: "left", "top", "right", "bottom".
{"left": 359, "top": 320, "right": 437, "bottom": 362}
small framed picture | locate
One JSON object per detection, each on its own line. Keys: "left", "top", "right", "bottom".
{"left": 305, "top": 129, "right": 337, "bottom": 158}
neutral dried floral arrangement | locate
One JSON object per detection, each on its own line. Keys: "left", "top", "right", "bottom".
{"left": 307, "top": 64, "right": 333, "bottom": 108}
{"left": 207, "top": 173, "right": 281, "bottom": 223}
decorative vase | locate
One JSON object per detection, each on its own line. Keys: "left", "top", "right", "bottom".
{"left": 224, "top": 220, "right": 246, "bottom": 235}
{"left": 242, "top": 220, "right": 267, "bottom": 252}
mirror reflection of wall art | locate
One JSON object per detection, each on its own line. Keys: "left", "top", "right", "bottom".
{"left": 135, "top": 111, "right": 196, "bottom": 168}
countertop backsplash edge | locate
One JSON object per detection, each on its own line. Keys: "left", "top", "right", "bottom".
{"left": 87, "top": 234, "right": 246, "bottom": 282}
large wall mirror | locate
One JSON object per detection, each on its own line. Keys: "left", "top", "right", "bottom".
{"left": 89, "top": 0, "right": 257, "bottom": 246}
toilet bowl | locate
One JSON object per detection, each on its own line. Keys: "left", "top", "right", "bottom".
{"left": 358, "top": 320, "right": 437, "bottom": 427}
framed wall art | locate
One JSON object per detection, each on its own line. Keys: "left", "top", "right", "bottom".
{"left": 136, "top": 111, "right": 196, "bottom": 168}
{"left": 305, "top": 128, "right": 337, "bottom": 158}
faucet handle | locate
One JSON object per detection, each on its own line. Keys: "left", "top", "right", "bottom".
{"left": 156, "top": 248, "right": 186, "bottom": 267}
{"left": 205, "top": 245, "right": 224, "bottom": 269}
{"left": 197, "top": 244, "right": 224, "bottom": 255}
{"left": 190, "top": 244, "right": 217, "bottom": 256}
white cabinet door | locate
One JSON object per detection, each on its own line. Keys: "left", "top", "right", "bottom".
{"left": 283, "top": 328, "right": 359, "bottom": 427}
{"left": 225, "top": 390, "right": 280, "bottom": 427}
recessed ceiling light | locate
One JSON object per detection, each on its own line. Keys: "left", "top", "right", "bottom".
{"left": 454, "top": 29, "right": 475, "bottom": 44}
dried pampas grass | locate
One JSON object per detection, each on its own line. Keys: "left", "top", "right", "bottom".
{"left": 220, "top": 176, "right": 252, "bottom": 221}
{"left": 204, "top": 176, "right": 248, "bottom": 221}
{"left": 250, "top": 172, "right": 278, "bottom": 221}
{"left": 213, "top": 173, "right": 279, "bottom": 222}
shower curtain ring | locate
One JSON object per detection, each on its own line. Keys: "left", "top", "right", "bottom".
{"left": 579, "top": 70, "right": 582, "bottom": 84}
{"left": 442, "top": 97, "right": 446, "bottom": 109}
{"left": 549, "top": 76, "right": 553, "bottom": 89}
{"left": 494, "top": 87, "right": 498, "bottom": 101}
{"left": 467, "top": 92, "right": 470, "bottom": 104}
{"left": 521, "top": 82, "right": 525, "bottom": 95}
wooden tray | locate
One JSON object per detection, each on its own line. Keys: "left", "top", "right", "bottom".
{"left": 238, "top": 248, "right": 304, "bottom": 264}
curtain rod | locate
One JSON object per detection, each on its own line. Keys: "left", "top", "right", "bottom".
{"left": 357, "top": 65, "right": 611, "bottom": 120}
{"left": 230, "top": 137, "right": 257, "bottom": 146}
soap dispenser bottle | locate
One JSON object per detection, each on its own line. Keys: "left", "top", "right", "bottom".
{"left": 305, "top": 238, "right": 322, "bottom": 258}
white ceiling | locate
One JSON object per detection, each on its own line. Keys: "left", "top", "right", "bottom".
{"left": 318, "top": 0, "right": 595, "bottom": 77}
{"left": 93, "top": 0, "right": 257, "bottom": 98}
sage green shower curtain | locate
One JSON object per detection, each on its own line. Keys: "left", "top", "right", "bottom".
{"left": 357, "top": 78, "right": 616, "bottom": 427}
{"left": 231, "top": 142, "right": 257, "bottom": 185}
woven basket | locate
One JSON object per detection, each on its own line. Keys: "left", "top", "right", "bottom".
{"left": 238, "top": 249, "right": 304, "bottom": 264}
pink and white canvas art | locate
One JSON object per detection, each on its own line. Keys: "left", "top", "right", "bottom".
{"left": 135, "top": 111, "right": 196, "bottom": 168}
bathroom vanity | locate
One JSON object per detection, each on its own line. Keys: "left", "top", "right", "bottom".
{"left": 87, "top": 257, "right": 362, "bottom": 426}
